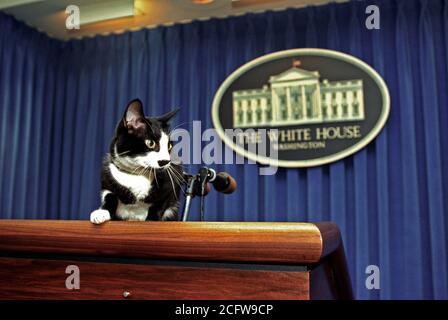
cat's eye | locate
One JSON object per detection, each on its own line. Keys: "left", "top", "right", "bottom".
{"left": 145, "top": 139, "right": 156, "bottom": 150}
{"left": 168, "top": 142, "right": 173, "bottom": 151}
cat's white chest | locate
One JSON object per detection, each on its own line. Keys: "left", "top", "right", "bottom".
{"left": 116, "top": 201, "right": 150, "bottom": 221}
{"left": 109, "top": 163, "right": 152, "bottom": 200}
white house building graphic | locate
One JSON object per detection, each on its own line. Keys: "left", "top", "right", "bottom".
{"left": 232, "top": 60, "right": 365, "bottom": 128}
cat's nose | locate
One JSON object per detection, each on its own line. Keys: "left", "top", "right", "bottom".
{"left": 158, "top": 160, "right": 170, "bottom": 167}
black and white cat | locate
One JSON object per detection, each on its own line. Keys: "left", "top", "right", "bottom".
{"left": 90, "top": 99, "right": 183, "bottom": 224}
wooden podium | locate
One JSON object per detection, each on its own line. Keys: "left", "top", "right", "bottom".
{"left": 0, "top": 220, "right": 352, "bottom": 300}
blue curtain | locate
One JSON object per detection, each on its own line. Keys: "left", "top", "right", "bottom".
{"left": 0, "top": 0, "right": 447, "bottom": 300}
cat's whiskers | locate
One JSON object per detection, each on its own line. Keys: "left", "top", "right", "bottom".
{"left": 171, "top": 162, "right": 185, "bottom": 172}
{"left": 127, "top": 164, "right": 143, "bottom": 176}
{"left": 114, "top": 158, "right": 156, "bottom": 184}
{"left": 169, "top": 166, "right": 186, "bottom": 184}
{"left": 145, "top": 166, "right": 155, "bottom": 181}
{"left": 153, "top": 167, "right": 159, "bottom": 187}
{"left": 168, "top": 121, "right": 194, "bottom": 136}
{"left": 173, "top": 170, "right": 186, "bottom": 195}
{"left": 167, "top": 166, "right": 187, "bottom": 196}
{"left": 166, "top": 168, "right": 178, "bottom": 200}
{"left": 141, "top": 166, "right": 149, "bottom": 178}
{"left": 167, "top": 166, "right": 181, "bottom": 185}
{"left": 115, "top": 150, "right": 131, "bottom": 157}
{"left": 170, "top": 162, "right": 186, "bottom": 176}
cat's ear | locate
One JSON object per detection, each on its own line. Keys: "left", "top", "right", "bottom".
{"left": 123, "top": 99, "right": 146, "bottom": 135}
{"left": 156, "top": 108, "right": 180, "bottom": 125}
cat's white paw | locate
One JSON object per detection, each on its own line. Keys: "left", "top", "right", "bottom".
{"left": 90, "top": 209, "right": 111, "bottom": 224}
{"left": 161, "top": 208, "right": 176, "bottom": 221}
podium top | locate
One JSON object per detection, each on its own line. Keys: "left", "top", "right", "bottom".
{"left": 0, "top": 220, "right": 341, "bottom": 265}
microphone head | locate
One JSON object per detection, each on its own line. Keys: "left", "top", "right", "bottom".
{"left": 204, "top": 182, "right": 211, "bottom": 195}
{"left": 223, "top": 174, "right": 237, "bottom": 194}
{"left": 213, "top": 172, "right": 237, "bottom": 194}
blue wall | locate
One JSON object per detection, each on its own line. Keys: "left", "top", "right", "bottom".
{"left": 0, "top": 0, "right": 447, "bottom": 299}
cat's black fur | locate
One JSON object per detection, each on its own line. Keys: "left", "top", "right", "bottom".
{"left": 90, "top": 99, "right": 183, "bottom": 223}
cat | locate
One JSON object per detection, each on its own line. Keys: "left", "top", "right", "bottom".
{"left": 90, "top": 99, "right": 183, "bottom": 224}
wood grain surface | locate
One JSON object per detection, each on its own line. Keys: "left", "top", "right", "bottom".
{"left": 0, "top": 220, "right": 339, "bottom": 264}
{"left": 0, "top": 257, "right": 310, "bottom": 300}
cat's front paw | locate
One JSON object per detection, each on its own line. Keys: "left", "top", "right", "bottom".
{"left": 90, "top": 209, "right": 111, "bottom": 224}
{"left": 161, "top": 208, "right": 177, "bottom": 221}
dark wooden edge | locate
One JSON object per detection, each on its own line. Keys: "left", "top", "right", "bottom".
{"left": 315, "top": 223, "right": 353, "bottom": 299}
{"left": 315, "top": 222, "right": 342, "bottom": 259}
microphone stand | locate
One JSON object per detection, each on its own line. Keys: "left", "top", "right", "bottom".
{"left": 181, "top": 167, "right": 215, "bottom": 222}
{"left": 181, "top": 174, "right": 197, "bottom": 222}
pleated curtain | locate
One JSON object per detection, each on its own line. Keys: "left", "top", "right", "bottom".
{"left": 0, "top": 0, "right": 447, "bottom": 299}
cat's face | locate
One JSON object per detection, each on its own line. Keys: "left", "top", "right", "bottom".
{"left": 111, "top": 99, "right": 178, "bottom": 170}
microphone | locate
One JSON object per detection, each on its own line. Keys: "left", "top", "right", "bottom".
{"left": 183, "top": 170, "right": 210, "bottom": 196}
{"left": 181, "top": 167, "right": 236, "bottom": 221}
{"left": 209, "top": 170, "right": 237, "bottom": 194}
{"left": 198, "top": 167, "right": 211, "bottom": 196}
